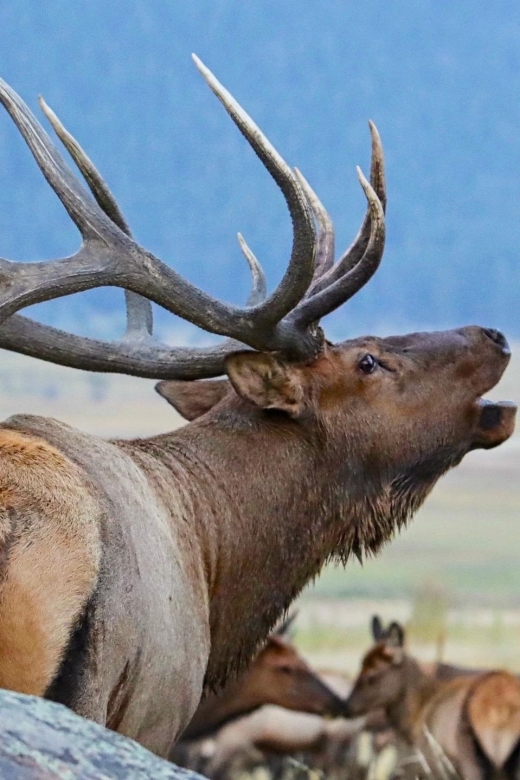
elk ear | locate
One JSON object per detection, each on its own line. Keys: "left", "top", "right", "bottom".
{"left": 225, "top": 353, "right": 305, "bottom": 417}
{"left": 274, "top": 611, "right": 299, "bottom": 638}
{"left": 265, "top": 635, "right": 289, "bottom": 651}
{"left": 155, "top": 379, "right": 230, "bottom": 421}
{"left": 371, "top": 615, "right": 384, "bottom": 642}
{"left": 386, "top": 622, "right": 405, "bottom": 648}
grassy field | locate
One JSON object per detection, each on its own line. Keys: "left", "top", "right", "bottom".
{"left": 0, "top": 343, "right": 517, "bottom": 672}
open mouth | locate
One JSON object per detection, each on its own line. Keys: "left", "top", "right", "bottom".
{"left": 473, "top": 399, "right": 517, "bottom": 449}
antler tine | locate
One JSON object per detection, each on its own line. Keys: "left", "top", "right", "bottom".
{"left": 0, "top": 63, "right": 387, "bottom": 377}
{"left": 293, "top": 168, "right": 335, "bottom": 287}
{"left": 237, "top": 233, "right": 267, "bottom": 306}
{"left": 38, "top": 95, "right": 153, "bottom": 339}
{"left": 289, "top": 167, "right": 385, "bottom": 329}
{"left": 0, "top": 79, "right": 115, "bottom": 242}
{"left": 308, "top": 121, "right": 386, "bottom": 297}
{"left": 192, "top": 55, "right": 317, "bottom": 325}
{"left": 38, "top": 96, "right": 131, "bottom": 234}
{"left": 368, "top": 120, "right": 386, "bottom": 212}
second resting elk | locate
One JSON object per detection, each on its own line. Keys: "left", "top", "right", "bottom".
{"left": 0, "top": 55, "right": 515, "bottom": 757}
{"left": 344, "top": 621, "right": 520, "bottom": 780}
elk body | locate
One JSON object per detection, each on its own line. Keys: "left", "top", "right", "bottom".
{"left": 344, "top": 621, "right": 520, "bottom": 780}
{"left": 187, "top": 704, "right": 367, "bottom": 778}
{"left": 0, "top": 57, "right": 515, "bottom": 757}
{"left": 182, "top": 617, "right": 344, "bottom": 740}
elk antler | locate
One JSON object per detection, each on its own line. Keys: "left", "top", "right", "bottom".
{"left": 0, "top": 56, "right": 385, "bottom": 379}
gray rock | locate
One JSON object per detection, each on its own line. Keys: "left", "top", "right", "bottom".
{"left": 0, "top": 688, "right": 207, "bottom": 779}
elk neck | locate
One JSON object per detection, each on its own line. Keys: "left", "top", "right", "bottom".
{"left": 386, "top": 656, "right": 442, "bottom": 744}
{"left": 121, "top": 398, "right": 392, "bottom": 690}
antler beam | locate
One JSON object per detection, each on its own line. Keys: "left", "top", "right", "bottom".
{"left": 0, "top": 57, "right": 386, "bottom": 379}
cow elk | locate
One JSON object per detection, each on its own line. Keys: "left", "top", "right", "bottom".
{"left": 345, "top": 621, "right": 520, "bottom": 779}
{"left": 182, "top": 614, "right": 344, "bottom": 740}
{"left": 0, "top": 55, "right": 515, "bottom": 757}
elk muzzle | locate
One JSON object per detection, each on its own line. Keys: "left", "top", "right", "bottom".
{"left": 473, "top": 399, "right": 517, "bottom": 449}
{"left": 469, "top": 328, "right": 516, "bottom": 448}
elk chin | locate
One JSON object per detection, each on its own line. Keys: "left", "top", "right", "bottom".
{"left": 471, "top": 399, "right": 517, "bottom": 450}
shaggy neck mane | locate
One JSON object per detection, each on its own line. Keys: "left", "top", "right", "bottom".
{"left": 127, "top": 398, "right": 452, "bottom": 690}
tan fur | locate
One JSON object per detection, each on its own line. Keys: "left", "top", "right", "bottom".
{"left": 467, "top": 672, "right": 520, "bottom": 768}
{"left": 0, "top": 429, "right": 101, "bottom": 695}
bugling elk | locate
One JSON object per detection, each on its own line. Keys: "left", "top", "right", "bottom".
{"left": 0, "top": 55, "right": 515, "bottom": 757}
{"left": 345, "top": 620, "right": 520, "bottom": 779}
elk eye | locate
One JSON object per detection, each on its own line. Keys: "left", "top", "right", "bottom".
{"left": 358, "top": 354, "right": 377, "bottom": 374}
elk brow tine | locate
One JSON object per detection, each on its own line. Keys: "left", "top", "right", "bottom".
{"left": 309, "top": 121, "right": 386, "bottom": 297}
{"left": 0, "top": 313, "right": 237, "bottom": 379}
{"left": 290, "top": 168, "right": 385, "bottom": 328}
{"left": 293, "top": 167, "right": 335, "bottom": 283}
{"left": 192, "top": 54, "right": 317, "bottom": 326}
{"left": 237, "top": 233, "right": 267, "bottom": 306}
{"left": 38, "top": 96, "right": 153, "bottom": 338}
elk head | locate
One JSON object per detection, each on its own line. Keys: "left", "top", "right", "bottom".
{"left": 0, "top": 56, "right": 515, "bottom": 565}
{"left": 241, "top": 633, "right": 344, "bottom": 717}
{"left": 343, "top": 620, "right": 408, "bottom": 717}
{"left": 237, "top": 610, "right": 345, "bottom": 716}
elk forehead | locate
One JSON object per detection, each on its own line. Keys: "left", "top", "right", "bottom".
{"left": 361, "top": 645, "right": 395, "bottom": 674}
{"left": 264, "top": 639, "right": 310, "bottom": 670}
{"left": 319, "top": 325, "right": 513, "bottom": 406}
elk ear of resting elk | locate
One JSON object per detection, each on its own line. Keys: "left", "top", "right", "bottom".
{"left": 344, "top": 620, "right": 520, "bottom": 780}
{"left": 0, "top": 56, "right": 515, "bottom": 757}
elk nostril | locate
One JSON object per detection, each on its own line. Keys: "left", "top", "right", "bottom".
{"left": 483, "top": 328, "right": 509, "bottom": 352}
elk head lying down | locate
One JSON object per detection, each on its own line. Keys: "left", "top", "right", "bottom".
{"left": 0, "top": 56, "right": 514, "bottom": 756}
{"left": 182, "top": 614, "right": 344, "bottom": 740}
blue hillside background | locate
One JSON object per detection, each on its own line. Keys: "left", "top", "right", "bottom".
{"left": 0, "top": 1, "right": 518, "bottom": 343}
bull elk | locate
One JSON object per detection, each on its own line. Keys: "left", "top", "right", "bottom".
{"left": 182, "top": 615, "right": 344, "bottom": 740}
{"left": 0, "top": 55, "right": 515, "bottom": 757}
{"left": 344, "top": 621, "right": 520, "bottom": 779}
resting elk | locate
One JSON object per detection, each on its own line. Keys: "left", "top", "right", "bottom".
{"left": 181, "top": 614, "right": 344, "bottom": 740}
{"left": 0, "top": 55, "right": 515, "bottom": 757}
{"left": 344, "top": 621, "right": 520, "bottom": 779}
